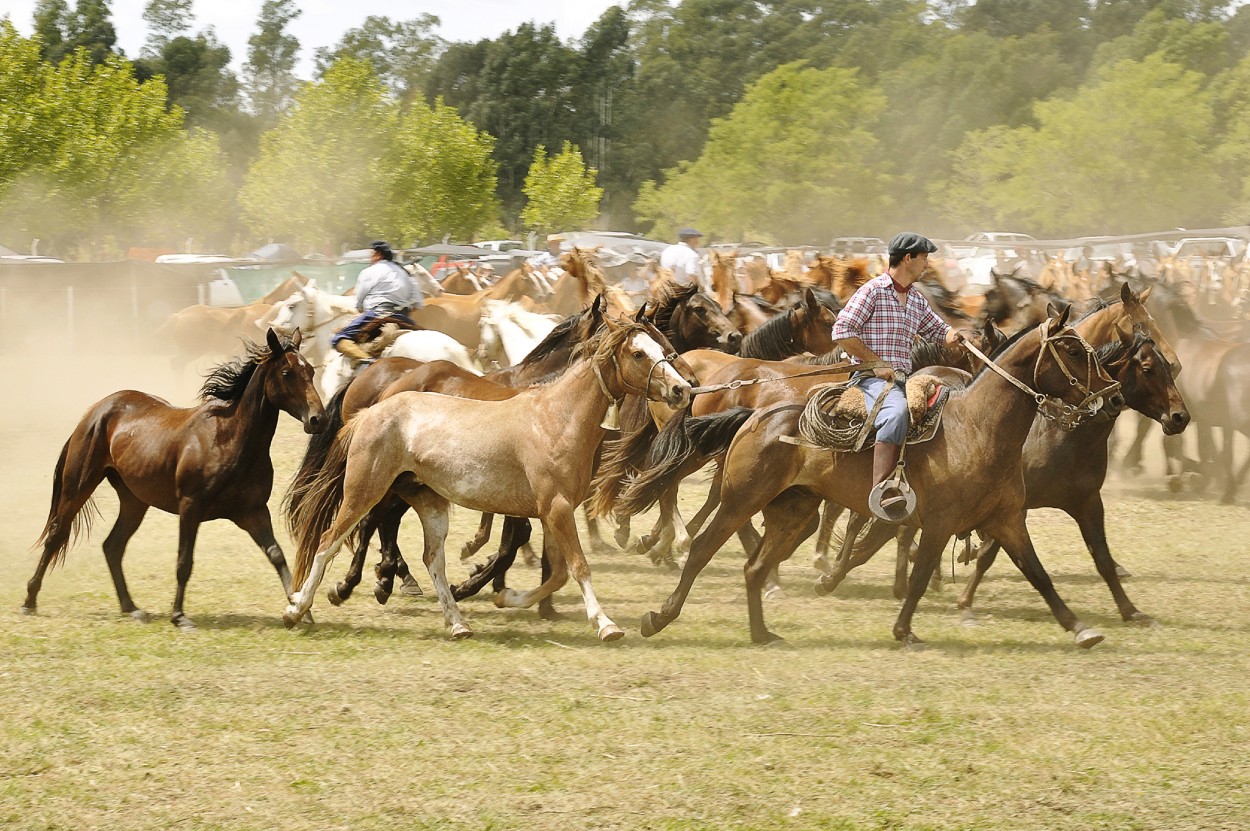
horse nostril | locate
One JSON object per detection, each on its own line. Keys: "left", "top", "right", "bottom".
{"left": 1110, "top": 394, "right": 1125, "bottom": 409}
{"left": 1172, "top": 411, "right": 1190, "bottom": 427}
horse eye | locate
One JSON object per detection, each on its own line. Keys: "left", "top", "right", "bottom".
{"left": 281, "top": 369, "right": 291, "bottom": 378}
{"left": 633, "top": 349, "right": 645, "bottom": 359}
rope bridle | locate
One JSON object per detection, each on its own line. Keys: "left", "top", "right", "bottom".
{"left": 962, "top": 321, "right": 1121, "bottom": 431}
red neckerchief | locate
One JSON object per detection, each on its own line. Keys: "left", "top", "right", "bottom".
{"left": 886, "top": 272, "right": 909, "bottom": 295}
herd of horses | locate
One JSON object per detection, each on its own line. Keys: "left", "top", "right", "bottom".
{"left": 19, "top": 245, "right": 1248, "bottom": 653}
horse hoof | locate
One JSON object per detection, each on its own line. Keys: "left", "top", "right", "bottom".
{"left": 903, "top": 639, "right": 928, "bottom": 652}
{"left": 599, "top": 623, "right": 625, "bottom": 642}
{"left": 640, "top": 611, "right": 664, "bottom": 638}
{"left": 459, "top": 544, "right": 476, "bottom": 562}
{"left": 373, "top": 585, "right": 391, "bottom": 605}
{"left": 450, "top": 623, "right": 473, "bottom": 640}
{"left": 19, "top": 605, "right": 36, "bottom": 616}
{"left": 753, "top": 631, "right": 785, "bottom": 646}
{"left": 959, "top": 609, "right": 979, "bottom": 627}
{"left": 812, "top": 556, "right": 833, "bottom": 576}
{"left": 327, "top": 587, "right": 345, "bottom": 606}
{"left": 813, "top": 576, "right": 839, "bottom": 597}
{"left": 1127, "top": 612, "right": 1156, "bottom": 627}
{"left": 763, "top": 586, "right": 784, "bottom": 601}
{"left": 172, "top": 614, "right": 196, "bottom": 632}
{"left": 1074, "top": 628, "right": 1105, "bottom": 649}
{"left": 282, "top": 609, "right": 302, "bottom": 629}
{"left": 613, "top": 529, "right": 631, "bottom": 549}
{"left": 398, "top": 577, "right": 423, "bottom": 597}
{"left": 1115, "top": 564, "right": 1132, "bottom": 579}
{"left": 538, "top": 603, "right": 561, "bottom": 622}
{"left": 1166, "top": 475, "right": 1183, "bottom": 494}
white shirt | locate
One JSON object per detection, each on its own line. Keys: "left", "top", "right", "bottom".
{"left": 660, "top": 243, "right": 703, "bottom": 287}
{"left": 354, "top": 260, "right": 424, "bottom": 314}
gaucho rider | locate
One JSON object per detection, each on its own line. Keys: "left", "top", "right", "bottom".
{"left": 332, "top": 240, "right": 424, "bottom": 369}
{"left": 831, "top": 232, "right": 964, "bottom": 511}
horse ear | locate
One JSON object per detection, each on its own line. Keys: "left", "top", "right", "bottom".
{"left": 1137, "top": 284, "right": 1152, "bottom": 303}
{"left": 289, "top": 327, "right": 302, "bottom": 349}
{"left": 591, "top": 292, "right": 607, "bottom": 319}
{"left": 634, "top": 302, "right": 648, "bottom": 322}
{"left": 1120, "top": 280, "right": 1135, "bottom": 305}
{"left": 1046, "top": 300, "right": 1070, "bottom": 319}
{"left": 804, "top": 287, "right": 817, "bottom": 309}
{"left": 265, "top": 327, "right": 284, "bottom": 354}
{"left": 1050, "top": 303, "right": 1071, "bottom": 330}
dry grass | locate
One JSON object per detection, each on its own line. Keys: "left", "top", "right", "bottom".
{"left": 2, "top": 353, "right": 1249, "bottom": 831}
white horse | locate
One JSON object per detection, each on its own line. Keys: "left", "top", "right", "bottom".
{"left": 261, "top": 283, "right": 480, "bottom": 400}
{"left": 476, "top": 299, "right": 562, "bottom": 368}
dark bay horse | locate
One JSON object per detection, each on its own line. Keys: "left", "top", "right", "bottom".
{"left": 284, "top": 319, "right": 693, "bottom": 641}
{"left": 23, "top": 329, "right": 323, "bottom": 629}
{"left": 609, "top": 307, "right": 1125, "bottom": 648}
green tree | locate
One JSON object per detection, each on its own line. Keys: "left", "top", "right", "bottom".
{"left": 239, "top": 57, "right": 395, "bottom": 250}
{"left": 0, "top": 38, "right": 230, "bottom": 255}
{"left": 141, "top": 0, "right": 193, "bottom": 56}
{"left": 943, "top": 55, "right": 1225, "bottom": 235}
{"left": 0, "top": 21, "right": 57, "bottom": 191}
{"left": 32, "top": 0, "right": 71, "bottom": 64}
{"left": 242, "top": 0, "right": 301, "bottom": 123}
{"left": 378, "top": 98, "right": 500, "bottom": 244}
{"left": 314, "top": 15, "right": 444, "bottom": 103}
{"left": 634, "top": 62, "right": 887, "bottom": 244}
{"left": 67, "top": 0, "right": 119, "bottom": 65}
{"left": 521, "top": 142, "right": 603, "bottom": 235}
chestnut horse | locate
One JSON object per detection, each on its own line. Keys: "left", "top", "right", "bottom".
{"left": 23, "top": 329, "right": 324, "bottom": 629}
{"left": 285, "top": 319, "right": 693, "bottom": 641}
{"left": 610, "top": 307, "right": 1125, "bottom": 649}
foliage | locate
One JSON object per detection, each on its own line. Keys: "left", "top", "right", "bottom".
{"left": 242, "top": 0, "right": 301, "bottom": 123}
{"left": 943, "top": 55, "right": 1223, "bottom": 235}
{"left": 238, "top": 57, "right": 394, "bottom": 251}
{"left": 313, "top": 15, "right": 444, "bottom": 103}
{"left": 141, "top": 0, "right": 192, "bottom": 56}
{"left": 33, "top": 0, "right": 118, "bottom": 66}
{"left": 0, "top": 31, "right": 230, "bottom": 255}
{"left": 378, "top": 97, "right": 500, "bottom": 245}
{"left": 520, "top": 142, "right": 603, "bottom": 235}
{"left": 634, "top": 62, "right": 887, "bottom": 244}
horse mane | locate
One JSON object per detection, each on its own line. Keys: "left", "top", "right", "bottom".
{"left": 832, "top": 258, "right": 871, "bottom": 298}
{"left": 648, "top": 281, "right": 700, "bottom": 334}
{"left": 985, "top": 320, "right": 1035, "bottom": 361}
{"left": 1154, "top": 283, "right": 1205, "bottom": 336}
{"left": 738, "top": 309, "right": 795, "bottom": 360}
{"left": 510, "top": 305, "right": 590, "bottom": 369}
{"left": 910, "top": 337, "right": 947, "bottom": 370}
{"left": 1094, "top": 329, "right": 1149, "bottom": 369}
{"left": 916, "top": 279, "right": 971, "bottom": 322}
{"left": 199, "top": 338, "right": 283, "bottom": 402}
{"left": 573, "top": 320, "right": 650, "bottom": 364}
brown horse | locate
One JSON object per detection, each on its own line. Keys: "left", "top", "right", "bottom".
{"left": 612, "top": 306, "right": 1124, "bottom": 648}
{"left": 284, "top": 319, "right": 693, "bottom": 641}
{"left": 23, "top": 329, "right": 324, "bottom": 629}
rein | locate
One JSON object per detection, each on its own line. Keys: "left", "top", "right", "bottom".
{"left": 960, "top": 323, "right": 1120, "bottom": 431}
{"left": 689, "top": 359, "right": 888, "bottom": 396}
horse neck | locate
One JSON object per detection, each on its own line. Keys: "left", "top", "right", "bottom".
{"left": 532, "top": 357, "right": 614, "bottom": 445}
{"left": 496, "top": 318, "right": 538, "bottom": 366}
{"left": 953, "top": 332, "right": 1056, "bottom": 459}
{"left": 739, "top": 311, "right": 795, "bottom": 360}
{"left": 209, "top": 364, "right": 282, "bottom": 458}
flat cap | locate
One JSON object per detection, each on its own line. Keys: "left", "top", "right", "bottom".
{"left": 678, "top": 227, "right": 704, "bottom": 239}
{"left": 887, "top": 232, "right": 938, "bottom": 257}
{"left": 547, "top": 233, "right": 566, "bottom": 242}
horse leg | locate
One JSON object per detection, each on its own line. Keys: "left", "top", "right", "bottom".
{"left": 460, "top": 513, "right": 495, "bottom": 561}
{"left": 452, "top": 516, "right": 531, "bottom": 601}
{"left": 613, "top": 514, "right": 632, "bottom": 550}
{"left": 536, "top": 535, "right": 559, "bottom": 621}
{"left": 745, "top": 492, "right": 822, "bottom": 644}
{"left": 639, "top": 489, "right": 680, "bottom": 569}
{"left": 234, "top": 507, "right": 294, "bottom": 597}
{"left": 1220, "top": 426, "right": 1241, "bottom": 504}
{"left": 814, "top": 513, "right": 892, "bottom": 596}
{"left": 686, "top": 466, "right": 723, "bottom": 537}
{"left": 583, "top": 503, "right": 607, "bottom": 552}
{"left": 492, "top": 522, "right": 570, "bottom": 613}
{"left": 170, "top": 510, "right": 202, "bottom": 631}
{"left": 404, "top": 489, "right": 471, "bottom": 639}
{"left": 977, "top": 513, "right": 1104, "bottom": 649}
{"left": 100, "top": 479, "right": 150, "bottom": 621}
{"left": 1121, "top": 414, "right": 1151, "bottom": 474}
{"left": 1071, "top": 495, "right": 1149, "bottom": 624}
{"left": 891, "top": 528, "right": 952, "bottom": 648}
{"left": 546, "top": 500, "right": 621, "bottom": 641}
{"left": 372, "top": 497, "right": 413, "bottom": 604}
{"left": 956, "top": 537, "right": 1001, "bottom": 623}
{"left": 812, "top": 500, "right": 843, "bottom": 575}
{"left": 642, "top": 488, "right": 768, "bottom": 638}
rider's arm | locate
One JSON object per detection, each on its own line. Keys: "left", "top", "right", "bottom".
{"left": 831, "top": 286, "right": 893, "bottom": 381}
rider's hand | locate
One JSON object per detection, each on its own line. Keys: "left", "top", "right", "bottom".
{"left": 945, "top": 328, "right": 966, "bottom": 346}
{"left": 873, "top": 365, "right": 895, "bottom": 384}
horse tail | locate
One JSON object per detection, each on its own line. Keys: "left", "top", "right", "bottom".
{"left": 34, "top": 422, "right": 107, "bottom": 567}
{"left": 588, "top": 397, "right": 659, "bottom": 519}
{"left": 289, "top": 418, "right": 359, "bottom": 587}
{"left": 615, "top": 406, "right": 754, "bottom": 517}
{"left": 284, "top": 384, "right": 348, "bottom": 523}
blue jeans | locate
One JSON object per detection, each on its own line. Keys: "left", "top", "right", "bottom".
{"left": 331, "top": 310, "right": 414, "bottom": 347}
{"left": 852, "top": 374, "right": 909, "bottom": 445}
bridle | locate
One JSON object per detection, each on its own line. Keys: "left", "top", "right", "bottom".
{"left": 962, "top": 321, "right": 1121, "bottom": 431}
{"left": 591, "top": 335, "right": 683, "bottom": 406}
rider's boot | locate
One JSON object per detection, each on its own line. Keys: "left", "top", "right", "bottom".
{"left": 334, "top": 339, "right": 374, "bottom": 372}
{"left": 872, "top": 441, "right": 905, "bottom": 508}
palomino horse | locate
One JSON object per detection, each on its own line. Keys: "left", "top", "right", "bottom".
{"left": 611, "top": 306, "right": 1125, "bottom": 648}
{"left": 23, "top": 329, "right": 324, "bottom": 629}
{"left": 292, "top": 298, "right": 615, "bottom": 610}
{"left": 155, "top": 271, "right": 311, "bottom": 373}
{"left": 284, "top": 319, "right": 693, "bottom": 641}
{"left": 475, "top": 299, "right": 561, "bottom": 369}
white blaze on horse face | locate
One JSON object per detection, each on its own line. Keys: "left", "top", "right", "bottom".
{"left": 629, "top": 332, "right": 690, "bottom": 406}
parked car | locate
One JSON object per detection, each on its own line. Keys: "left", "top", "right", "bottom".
{"left": 474, "top": 240, "right": 525, "bottom": 252}
{"left": 965, "top": 231, "right": 1036, "bottom": 245}
{"left": 1165, "top": 237, "right": 1245, "bottom": 260}
{"left": 829, "top": 236, "right": 886, "bottom": 256}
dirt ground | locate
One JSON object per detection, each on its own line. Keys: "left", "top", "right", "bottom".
{"left": 2, "top": 349, "right": 1248, "bottom": 830}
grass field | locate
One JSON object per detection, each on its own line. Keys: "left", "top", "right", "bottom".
{"left": 2, "top": 354, "right": 1248, "bottom": 830}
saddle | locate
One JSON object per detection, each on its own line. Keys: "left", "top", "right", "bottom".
{"left": 781, "top": 374, "right": 950, "bottom": 452}
{"left": 353, "top": 315, "right": 421, "bottom": 357}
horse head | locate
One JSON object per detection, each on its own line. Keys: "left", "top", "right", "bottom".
{"left": 594, "top": 318, "right": 692, "bottom": 410}
{"left": 262, "top": 327, "right": 324, "bottom": 434}
{"left": 1097, "top": 328, "right": 1189, "bottom": 436}
{"left": 791, "top": 288, "right": 838, "bottom": 355}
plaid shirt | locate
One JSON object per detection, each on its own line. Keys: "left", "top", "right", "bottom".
{"left": 831, "top": 273, "right": 951, "bottom": 374}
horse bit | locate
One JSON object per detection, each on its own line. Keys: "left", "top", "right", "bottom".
{"left": 963, "top": 322, "right": 1121, "bottom": 431}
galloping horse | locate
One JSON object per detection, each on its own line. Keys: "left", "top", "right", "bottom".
{"left": 23, "top": 329, "right": 324, "bottom": 629}
{"left": 475, "top": 300, "right": 562, "bottom": 369}
{"left": 284, "top": 318, "right": 693, "bottom": 641}
{"left": 611, "top": 306, "right": 1124, "bottom": 648}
